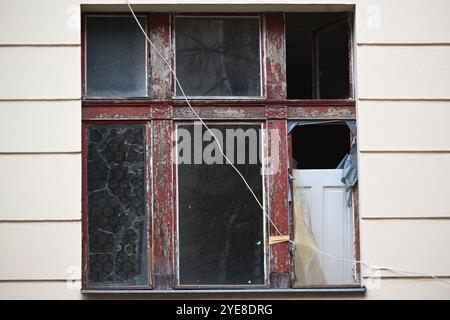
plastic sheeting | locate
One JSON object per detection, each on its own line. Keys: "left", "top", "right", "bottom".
{"left": 337, "top": 121, "right": 358, "bottom": 206}
{"left": 292, "top": 186, "right": 326, "bottom": 285}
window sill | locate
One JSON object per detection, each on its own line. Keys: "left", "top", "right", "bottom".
{"left": 81, "top": 287, "right": 366, "bottom": 295}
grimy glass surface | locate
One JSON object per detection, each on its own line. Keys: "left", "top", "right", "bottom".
{"left": 87, "top": 125, "right": 148, "bottom": 286}
{"left": 175, "top": 17, "right": 261, "bottom": 97}
{"left": 177, "top": 124, "right": 265, "bottom": 285}
{"left": 86, "top": 16, "right": 147, "bottom": 98}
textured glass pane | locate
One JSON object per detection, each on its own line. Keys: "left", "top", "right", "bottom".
{"left": 175, "top": 17, "right": 261, "bottom": 97}
{"left": 86, "top": 16, "right": 147, "bottom": 98}
{"left": 87, "top": 125, "right": 147, "bottom": 286}
{"left": 177, "top": 124, "right": 265, "bottom": 285}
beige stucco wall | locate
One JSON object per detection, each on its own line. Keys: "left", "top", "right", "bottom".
{"left": 0, "top": 0, "right": 449, "bottom": 299}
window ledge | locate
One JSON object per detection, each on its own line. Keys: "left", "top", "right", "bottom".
{"left": 81, "top": 287, "right": 366, "bottom": 295}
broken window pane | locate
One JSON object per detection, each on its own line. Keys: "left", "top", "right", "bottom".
{"left": 87, "top": 125, "right": 148, "bottom": 286}
{"left": 177, "top": 124, "right": 265, "bottom": 285}
{"left": 315, "top": 19, "right": 350, "bottom": 99}
{"left": 85, "top": 16, "right": 147, "bottom": 98}
{"left": 175, "top": 17, "right": 261, "bottom": 97}
{"left": 286, "top": 13, "right": 352, "bottom": 99}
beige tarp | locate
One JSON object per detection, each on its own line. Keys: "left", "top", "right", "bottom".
{"left": 292, "top": 186, "right": 327, "bottom": 286}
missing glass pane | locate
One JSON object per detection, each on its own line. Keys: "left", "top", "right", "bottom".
{"left": 87, "top": 125, "right": 148, "bottom": 286}
{"left": 175, "top": 17, "right": 262, "bottom": 97}
{"left": 176, "top": 124, "right": 265, "bottom": 285}
{"left": 291, "top": 124, "right": 350, "bottom": 169}
{"left": 85, "top": 16, "right": 147, "bottom": 98}
{"left": 286, "top": 13, "right": 352, "bottom": 99}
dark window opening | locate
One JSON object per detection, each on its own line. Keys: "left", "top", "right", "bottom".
{"left": 286, "top": 13, "right": 352, "bottom": 99}
{"left": 291, "top": 124, "right": 350, "bottom": 169}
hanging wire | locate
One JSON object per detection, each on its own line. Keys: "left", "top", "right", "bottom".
{"left": 125, "top": 0, "right": 450, "bottom": 286}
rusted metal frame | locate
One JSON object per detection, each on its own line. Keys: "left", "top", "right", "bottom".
{"left": 81, "top": 120, "right": 153, "bottom": 291}
{"left": 172, "top": 120, "right": 271, "bottom": 290}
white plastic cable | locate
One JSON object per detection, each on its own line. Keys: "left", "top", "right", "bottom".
{"left": 312, "top": 246, "right": 450, "bottom": 286}
{"left": 125, "top": 0, "right": 450, "bottom": 286}
{"left": 125, "top": 0, "right": 283, "bottom": 236}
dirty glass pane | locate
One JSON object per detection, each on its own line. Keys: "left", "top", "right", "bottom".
{"left": 86, "top": 16, "right": 147, "bottom": 98}
{"left": 177, "top": 124, "right": 265, "bottom": 285}
{"left": 175, "top": 17, "right": 261, "bottom": 97}
{"left": 87, "top": 125, "right": 148, "bottom": 286}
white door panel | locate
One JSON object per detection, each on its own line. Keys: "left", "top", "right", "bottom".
{"left": 293, "top": 169, "right": 356, "bottom": 285}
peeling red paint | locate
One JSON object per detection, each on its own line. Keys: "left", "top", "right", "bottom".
{"left": 81, "top": 12, "right": 356, "bottom": 291}
{"left": 152, "top": 120, "right": 174, "bottom": 289}
{"left": 266, "top": 13, "right": 286, "bottom": 100}
{"left": 149, "top": 13, "right": 172, "bottom": 100}
{"left": 267, "top": 120, "right": 290, "bottom": 284}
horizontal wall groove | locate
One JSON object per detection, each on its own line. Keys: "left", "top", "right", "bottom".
{"left": 0, "top": 279, "right": 80, "bottom": 282}
{"left": 359, "top": 150, "right": 450, "bottom": 154}
{"left": 363, "top": 276, "right": 450, "bottom": 280}
{"left": 0, "top": 219, "right": 81, "bottom": 223}
{"left": 361, "top": 217, "right": 450, "bottom": 221}
{"left": 0, "top": 99, "right": 81, "bottom": 102}
{"left": 357, "top": 43, "right": 450, "bottom": 47}
{"left": 0, "top": 44, "right": 80, "bottom": 48}
{"left": 358, "top": 98, "right": 450, "bottom": 102}
{"left": 0, "top": 152, "right": 81, "bottom": 156}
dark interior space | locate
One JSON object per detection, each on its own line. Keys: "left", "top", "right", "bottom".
{"left": 286, "top": 13, "right": 351, "bottom": 99}
{"left": 291, "top": 124, "right": 350, "bottom": 169}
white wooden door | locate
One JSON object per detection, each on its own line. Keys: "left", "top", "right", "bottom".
{"left": 293, "top": 169, "right": 356, "bottom": 285}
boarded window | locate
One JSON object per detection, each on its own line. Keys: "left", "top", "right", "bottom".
{"left": 175, "top": 17, "right": 262, "bottom": 97}
{"left": 87, "top": 125, "right": 148, "bottom": 286}
{"left": 176, "top": 123, "right": 265, "bottom": 285}
{"left": 85, "top": 16, "right": 147, "bottom": 98}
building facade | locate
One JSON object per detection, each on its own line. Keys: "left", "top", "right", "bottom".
{"left": 0, "top": 0, "right": 449, "bottom": 299}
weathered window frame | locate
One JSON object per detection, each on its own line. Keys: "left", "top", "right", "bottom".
{"left": 81, "top": 11, "right": 359, "bottom": 293}
{"left": 174, "top": 121, "right": 269, "bottom": 289}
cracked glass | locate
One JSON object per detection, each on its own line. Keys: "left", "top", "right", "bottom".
{"left": 87, "top": 125, "right": 148, "bottom": 286}
{"left": 175, "top": 17, "right": 262, "bottom": 97}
